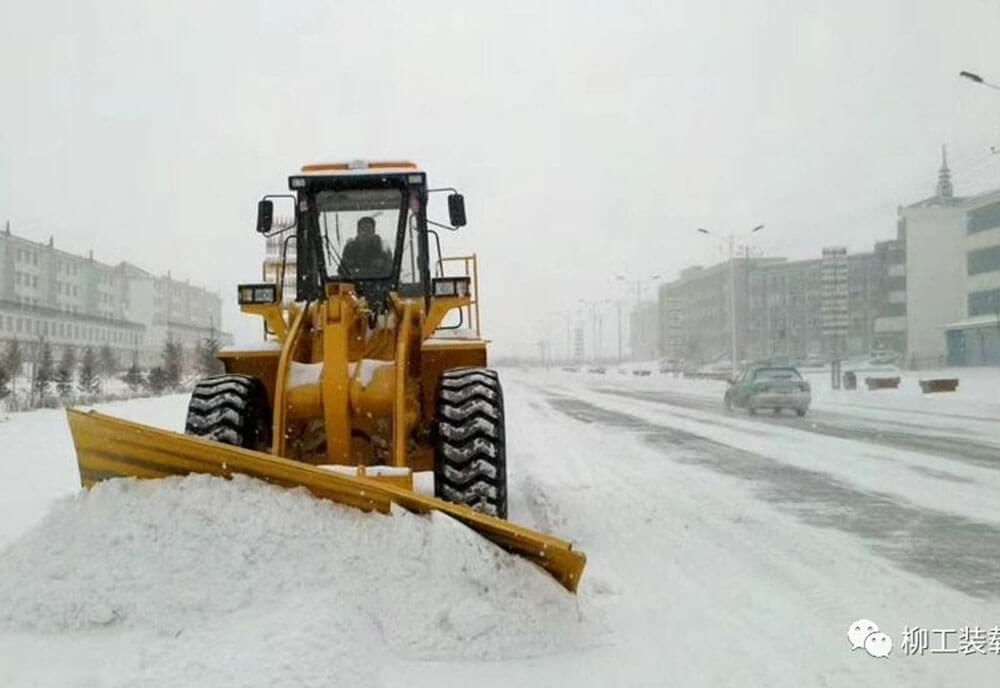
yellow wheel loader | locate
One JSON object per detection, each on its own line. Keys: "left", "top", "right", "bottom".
{"left": 66, "top": 160, "right": 585, "bottom": 591}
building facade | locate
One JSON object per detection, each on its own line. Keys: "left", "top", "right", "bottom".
{"left": 899, "top": 148, "right": 1000, "bottom": 366}
{"left": 745, "top": 257, "right": 824, "bottom": 362}
{"left": 647, "top": 248, "right": 882, "bottom": 367}
{"left": 0, "top": 223, "right": 230, "bottom": 369}
{"left": 629, "top": 301, "right": 659, "bottom": 361}
{"left": 872, "top": 235, "right": 907, "bottom": 355}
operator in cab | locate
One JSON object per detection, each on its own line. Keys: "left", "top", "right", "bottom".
{"left": 338, "top": 216, "right": 392, "bottom": 278}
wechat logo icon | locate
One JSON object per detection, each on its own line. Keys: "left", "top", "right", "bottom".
{"left": 848, "top": 619, "right": 892, "bottom": 658}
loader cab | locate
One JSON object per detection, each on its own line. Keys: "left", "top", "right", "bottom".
{"left": 255, "top": 161, "right": 469, "bottom": 319}
{"left": 281, "top": 162, "right": 431, "bottom": 309}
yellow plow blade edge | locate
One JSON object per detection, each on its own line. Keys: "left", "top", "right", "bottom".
{"left": 66, "top": 409, "right": 586, "bottom": 592}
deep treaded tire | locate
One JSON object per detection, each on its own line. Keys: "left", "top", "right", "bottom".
{"left": 434, "top": 367, "right": 508, "bottom": 519}
{"left": 184, "top": 375, "right": 271, "bottom": 451}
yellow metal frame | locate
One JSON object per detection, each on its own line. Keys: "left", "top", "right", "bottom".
{"left": 438, "top": 254, "right": 481, "bottom": 336}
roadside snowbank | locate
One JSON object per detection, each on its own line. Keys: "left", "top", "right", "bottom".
{"left": 0, "top": 473, "right": 598, "bottom": 686}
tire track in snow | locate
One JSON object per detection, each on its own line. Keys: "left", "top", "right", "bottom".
{"left": 595, "top": 386, "right": 1000, "bottom": 470}
{"left": 542, "top": 391, "right": 1000, "bottom": 600}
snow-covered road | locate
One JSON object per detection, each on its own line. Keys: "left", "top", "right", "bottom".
{"left": 1, "top": 370, "right": 999, "bottom": 686}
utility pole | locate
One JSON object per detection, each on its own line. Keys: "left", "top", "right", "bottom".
{"left": 617, "top": 301, "right": 622, "bottom": 363}
{"left": 698, "top": 225, "right": 763, "bottom": 372}
{"left": 615, "top": 274, "right": 662, "bottom": 361}
{"left": 728, "top": 234, "right": 737, "bottom": 373}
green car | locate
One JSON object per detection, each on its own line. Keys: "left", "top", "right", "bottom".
{"left": 724, "top": 365, "right": 811, "bottom": 416}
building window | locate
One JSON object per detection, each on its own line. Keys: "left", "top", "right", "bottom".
{"left": 968, "top": 245, "right": 1000, "bottom": 276}
{"left": 968, "top": 202, "right": 1000, "bottom": 235}
{"left": 969, "top": 288, "right": 1000, "bottom": 317}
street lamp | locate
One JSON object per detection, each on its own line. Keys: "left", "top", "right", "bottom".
{"left": 960, "top": 70, "right": 1000, "bottom": 91}
{"left": 696, "top": 224, "right": 764, "bottom": 373}
{"left": 577, "top": 298, "right": 612, "bottom": 362}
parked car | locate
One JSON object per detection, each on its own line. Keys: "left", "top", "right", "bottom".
{"left": 724, "top": 365, "right": 811, "bottom": 416}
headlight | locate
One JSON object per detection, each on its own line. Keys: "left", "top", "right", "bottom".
{"left": 432, "top": 277, "right": 471, "bottom": 298}
{"left": 238, "top": 283, "right": 278, "bottom": 305}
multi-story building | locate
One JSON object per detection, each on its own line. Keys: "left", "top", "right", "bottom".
{"left": 899, "top": 147, "right": 1000, "bottom": 366}
{"left": 943, "top": 188, "right": 1000, "bottom": 366}
{"left": 0, "top": 222, "right": 230, "bottom": 369}
{"left": 654, "top": 247, "right": 882, "bottom": 367}
{"left": 745, "top": 257, "right": 824, "bottom": 361}
{"left": 821, "top": 247, "right": 849, "bottom": 358}
{"left": 658, "top": 296, "right": 684, "bottom": 360}
{"left": 628, "top": 301, "right": 659, "bottom": 361}
{"left": 656, "top": 264, "right": 724, "bottom": 363}
{"left": 872, "top": 235, "right": 907, "bottom": 355}
{"left": 845, "top": 250, "right": 880, "bottom": 357}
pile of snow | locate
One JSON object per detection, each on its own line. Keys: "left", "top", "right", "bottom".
{"left": 0, "top": 474, "right": 597, "bottom": 685}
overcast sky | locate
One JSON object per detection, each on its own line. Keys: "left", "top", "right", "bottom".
{"left": 3, "top": 0, "right": 1000, "bottom": 357}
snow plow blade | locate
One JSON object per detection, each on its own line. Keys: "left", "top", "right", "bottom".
{"left": 67, "top": 409, "right": 586, "bottom": 592}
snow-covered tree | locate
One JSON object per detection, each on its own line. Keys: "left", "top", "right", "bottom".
{"left": 78, "top": 347, "right": 101, "bottom": 395}
{"left": 4, "top": 338, "right": 23, "bottom": 396}
{"left": 123, "top": 352, "right": 143, "bottom": 393}
{"left": 198, "top": 328, "right": 224, "bottom": 377}
{"left": 163, "top": 339, "right": 182, "bottom": 389}
{"left": 145, "top": 366, "right": 167, "bottom": 395}
{"left": 32, "top": 339, "right": 55, "bottom": 403}
{"left": 56, "top": 345, "right": 77, "bottom": 398}
{"left": 0, "top": 361, "right": 9, "bottom": 400}
{"left": 99, "top": 344, "right": 118, "bottom": 377}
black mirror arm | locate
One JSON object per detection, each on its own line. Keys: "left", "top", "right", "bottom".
{"left": 426, "top": 217, "right": 460, "bottom": 232}
{"left": 426, "top": 228, "right": 445, "bottom": 277}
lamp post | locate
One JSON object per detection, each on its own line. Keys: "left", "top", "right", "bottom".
{"left": 615, "top": 273, "right": 662, "bottom": 361}
{"left": 697, "top": 225, "right": 764, "bottom": 373}
{"left": 577, "top": 298, "right": 611, "bottom": 362}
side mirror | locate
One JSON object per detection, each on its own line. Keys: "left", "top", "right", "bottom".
{"left": 447, "top": 193, "right": 467, "bottom": 228}
{"left": 256, "top": 199, "right": 274, "bottom": 234}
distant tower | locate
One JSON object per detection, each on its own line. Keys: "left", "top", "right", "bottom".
{"left": 936, "top": 144, "right": 954, "bottom": 199}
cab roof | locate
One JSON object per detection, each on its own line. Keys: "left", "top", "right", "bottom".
{"left": 300, "top": 160, "right": 420, "bottom": 176}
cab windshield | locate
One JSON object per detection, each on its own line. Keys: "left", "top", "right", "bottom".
{"left": 314, "top": 187, "right": 405, "bottom": 281}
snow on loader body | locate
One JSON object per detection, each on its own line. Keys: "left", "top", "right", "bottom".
{"left": 66, "top": 161, "right": 585, "bottom": 592}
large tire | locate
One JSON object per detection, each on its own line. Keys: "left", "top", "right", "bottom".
{"left": 185, "top": 375, "right": 271, "bottom": 451}
{"left": 434, "top": 367, "right": 508, "bottom": 519}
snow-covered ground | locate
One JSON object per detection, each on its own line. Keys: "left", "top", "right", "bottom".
{"left": 1, "top": 369, "right": 999, "bottom": 686}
